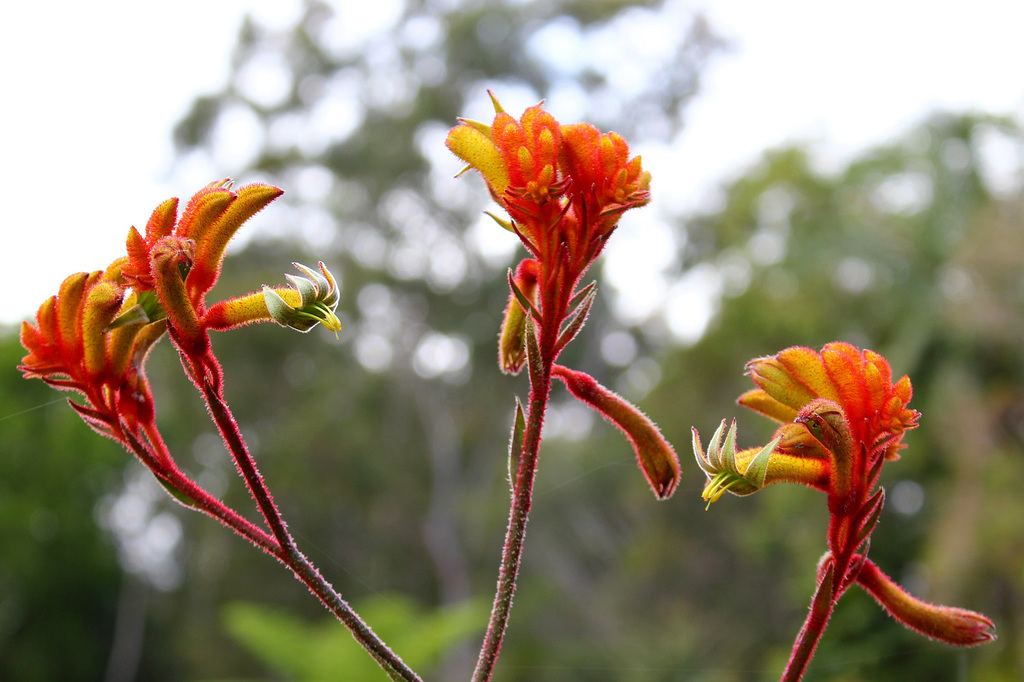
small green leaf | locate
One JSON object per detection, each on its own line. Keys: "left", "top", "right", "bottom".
{"left": 555, "top": 285, "right": 596, "bottom": 352}
{"left": 508, "top": 397, "right": 526, "bottom": 494}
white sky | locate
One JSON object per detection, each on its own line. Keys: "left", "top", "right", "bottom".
{"left": 3, "top": 0, "right": 1023, "bottom": 327}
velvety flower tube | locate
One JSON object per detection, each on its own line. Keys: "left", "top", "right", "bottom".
{"left": 553, "top": 364, "right": 679, "bottom": 499}
{"left": 856, "top": 558, "right": 995, "bottom": 646}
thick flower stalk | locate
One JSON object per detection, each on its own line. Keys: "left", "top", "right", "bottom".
{"left": 448, "top": 93, "right": 678, "bottom": 681}
{"left": 692, "top": 342, "right": 994, "bottom": 680}
{"left": 19, "top": 181, "right": 418, "bottom": 681}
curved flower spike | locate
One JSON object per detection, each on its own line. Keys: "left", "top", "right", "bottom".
{"left": 263, "top": 262, "right": 342, "bottom": 335}
{"left": 553, "top": 365, "right": 679, "bottom": 499}
{"left": 856, "top": 557, "right": 996, "bottom": 647}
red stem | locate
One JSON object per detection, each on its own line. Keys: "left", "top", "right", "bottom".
{"left": 193, "top": 373, "right": 420, "bottom": 682}
{"left": 473, "top": 293, "right": 562, "bottom": 682}
{"left": 166, "top": 342, "right": 419, "bottom": 675}
{"left": 473, "top": 364, "right": 552, "bottom": 680}
{"left": 782, "top": 562, "right": 837, "bottom": 682}
{"left": 121, "top": 426, "right": 281, "bottom": 556}
{"left": 783, "top": 492, "right": 872, "bottom": 679}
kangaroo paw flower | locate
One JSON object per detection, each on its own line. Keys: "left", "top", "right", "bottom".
{"left": 19, "top": 267, "right": 166, "bottom": 440}
{"left": 856, "top": 558, "right": 995, "bottom": 646}
{"left": 263, "top": 262, "right": 342, "bottom": 335}
{"left": 553, "top": 365, "right": 679, "bottom": 499}
{"left": 692, "top": 420, "right": 779, "bottom": 507}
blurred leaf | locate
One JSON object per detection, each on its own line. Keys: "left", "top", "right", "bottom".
{"left": 219, "top": 594, "right": 487, "bottom": 680}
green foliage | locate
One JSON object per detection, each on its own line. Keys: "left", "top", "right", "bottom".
{"left": 219, "top": 595, "right": 487, "bottom": 680}
{"left": 0, "top": 333, "right": 122, "bottom": 679}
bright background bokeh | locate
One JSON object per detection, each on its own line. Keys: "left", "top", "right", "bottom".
{"left": 4, "top": 0, "right": 1022, "bottom": 327}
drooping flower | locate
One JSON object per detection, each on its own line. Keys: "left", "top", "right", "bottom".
{"left": 855, "top": 556, "right": 995, "bottom": 646}
{"left": 553, "top": 365, "right": 679, "bottom": 499}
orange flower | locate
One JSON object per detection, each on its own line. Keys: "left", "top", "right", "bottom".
{"left": 19, "top": 262, "right": 165, "bottom": 440}
{"left": 19, "top": 180, "right": 297, "bottom": 440}
{"left": 111, "top": 180, "right": 284, "bottom": 372}
{"left": 447, "top": 93, "right": 651, "bottom": 380}
{"left": 446, "top": 93, "right": 649, "bottom": 275}
{"left": 694, "top": 343, "right": 993, "bottom": 669}
{"left": 739, "top": 342, "right": 919, "bottom": 461}
{"left": 123, "top": 180, "right": 283, "bottom": 304}
{"left": 693, "top": 342, "right": 919, "bottom": 504}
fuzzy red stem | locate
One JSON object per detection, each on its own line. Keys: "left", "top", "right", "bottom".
{"left": 122, "top": 426, "right": 282, "bottom": 556}
{"left": 195, "top": 372, "right": 421, "bottom": 682}
{"left": 473, "top": 280, "right": 566, "bottom": 682}
{"left": 783, "top": 562, "right": 837, "bottom": 682}
{"left": 473, "top": 343, "right": 553, "bottom": 681}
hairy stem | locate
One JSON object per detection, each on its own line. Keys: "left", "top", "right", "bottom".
{"left": 197, "top": 369, "right": 420, "bottom": 682}
{"left": 473, "top": 317, "right": 558, "bottom": 681}
{"left": 122, "top": 426, "right": 281, "bottom": 556}
{"left": 783, "top": 562, "right": 837, "bottom": 682}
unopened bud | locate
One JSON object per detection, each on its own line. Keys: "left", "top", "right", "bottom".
{"left": 498, "top": 259, "right": 539, "bottom": 375}
{"left": 553, "top": 364, "right": 679, "bottom": 499}
{"left": 857, "top": 558, "right": 995, "bottom": 647}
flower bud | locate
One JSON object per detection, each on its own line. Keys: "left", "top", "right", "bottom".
{"left": 498, "top": 259, "right": 538, "bottom": 375}
{"left": 553, "top": 365, "right": 679, "bottom": 499}
{"left": 857, "top": 558, "right": 995, "bottom": 646}
{"left": 263, "top": 262, "right": 342, "bottom": 335}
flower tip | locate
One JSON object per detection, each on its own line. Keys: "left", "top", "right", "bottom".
{"left": 261, "top": 262, "right": 342, "bottom": 336}
{"left": 486, "top": 89, "right": 505, "bottom": 114}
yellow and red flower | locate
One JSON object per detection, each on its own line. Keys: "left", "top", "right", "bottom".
{"left": 447, "top": 94, "right": 676, "bottom": 500}
{"left": 19, "top": 180, "right": 344, "bottom": 445}
{"left": 446, "top": 93, "right": 650, "bottom": 293}
{"left": 19, "top": 262, "right": 165, "bottom": 441}
{"left": 693, "top": 342, "right": 993, "bottom": 656}
{"left": 693, "top": 342, "right": 919, "bottom": 503}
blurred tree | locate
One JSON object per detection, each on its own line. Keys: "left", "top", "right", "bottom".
{"left": 164, "top": 0, "right": 718, "bottom": 677}
{"left": 0, "top": 333, "right": 142, "bottom": 680}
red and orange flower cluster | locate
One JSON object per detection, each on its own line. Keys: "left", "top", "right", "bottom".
{"left": 446, "top": 93, "right": 651, "bottom": 369}
{"left": 19, "top": 180, "right": 340, "bottom": 450}
{"left": 693, "top": 342, "right": 993, "bottom": 650}
{"left": 447, "top": 94, "right": 678, "bottom": 500}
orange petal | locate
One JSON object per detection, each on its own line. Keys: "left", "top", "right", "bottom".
{"left": 190, "top": 183, "right": 283, "bottom": 299}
